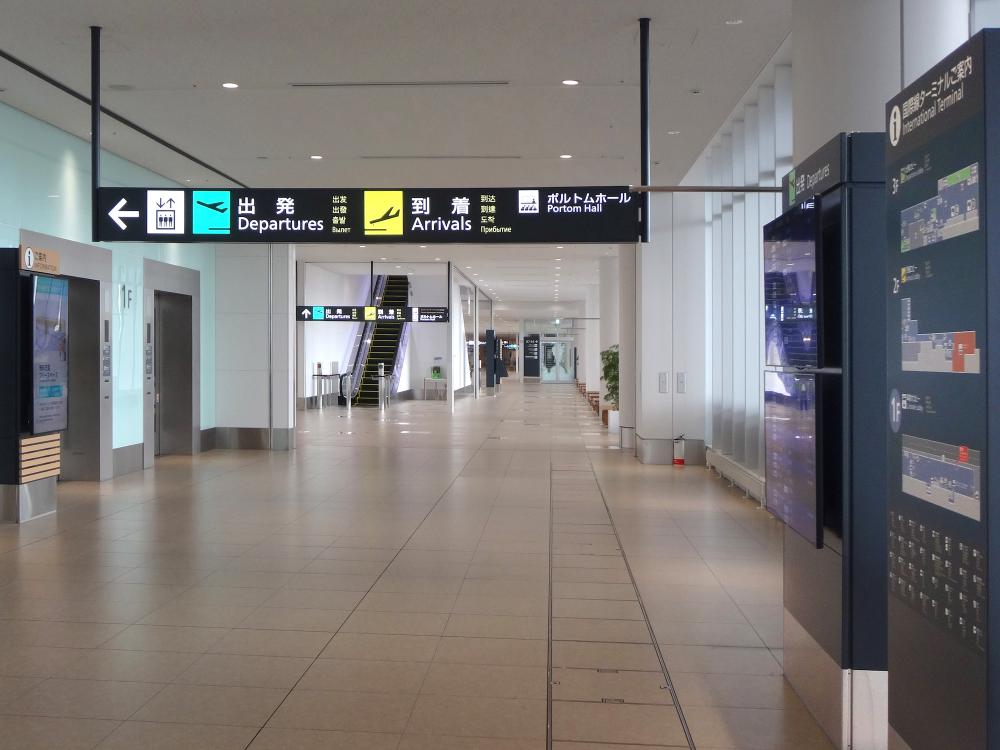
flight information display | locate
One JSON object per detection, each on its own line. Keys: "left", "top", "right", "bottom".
{"left": 764, "top": 203, "right": 818, "bottom": 369}
{"left": 764, "top": 372, "right": 818, "bottom": 544}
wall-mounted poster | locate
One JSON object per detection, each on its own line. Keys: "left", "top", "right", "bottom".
{"left": 32, "top": 275, "right": 69, "bottom": 434}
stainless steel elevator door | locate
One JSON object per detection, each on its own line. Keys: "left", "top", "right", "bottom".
{"left": 153, "top": 291, "right": 194, "bottom": 456}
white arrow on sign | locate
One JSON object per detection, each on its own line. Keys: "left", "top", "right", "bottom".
{"left": 301, "top": 308, "right": 312, "bottom": 319}
{"left": 109, "top": 198, "right": 140, "bottom": 230}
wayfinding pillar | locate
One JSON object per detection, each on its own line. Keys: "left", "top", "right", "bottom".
{"left": 885, "top": 31, "right": 998, "bottom": 750}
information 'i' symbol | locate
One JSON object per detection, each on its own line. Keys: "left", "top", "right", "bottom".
{"left": 889, "top": 105, "right": 902, "bottom": 147}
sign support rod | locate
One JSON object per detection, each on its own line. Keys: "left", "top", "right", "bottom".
{"left": 630, "top": 185, "right": 783, "bottom": 194}
{"left": 91, "top": 26, "right": 101, "bottom": 242}
{"left": 639, "top": 17, "right": 651, "bottom": 243}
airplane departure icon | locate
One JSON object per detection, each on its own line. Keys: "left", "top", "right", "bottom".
{"left": 196, "top": 200, "right": 228, "bottom": 213}
{"left": 369, "top": 207, "right": 400, "bottom": 227}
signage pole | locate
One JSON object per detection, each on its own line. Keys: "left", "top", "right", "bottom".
{"left": 639, "top": 17, "right": 651, "bottom": 243}
{"left": 90, "top": 26, "right": 101, "bottom": 243}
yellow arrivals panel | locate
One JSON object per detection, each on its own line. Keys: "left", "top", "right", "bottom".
{"left": 363, "top": 190, "right": 404, "bottom": 235}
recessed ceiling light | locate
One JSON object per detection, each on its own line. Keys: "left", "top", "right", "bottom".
{"left": 465, "top": 266, "right": 472, "bottom": 269}
{"left": 562, "top": 79, "right": 579, "bottom": 86}
{"left": 184, "top": 178, "right": 192, "bottom": 182}
{"left": 395, "top": 265, "right": 401, "bottom": 269}
{"left": 667, "top": 130, "right": 680, "bottom": 135}
{"left": 555, "top": 266, "right": 561, "bottom": 269}
{"left": 434, "top": 257, "right": 441, "bottom": 261}
{"left": 222, "top": 82, "right": 239, "bottom": 89}
{"left": 555, "top": 258, "right": 562, "bottom": 261}
{"left": 559, "top": 154, "right": 573, "bottom": 159}
{"left": 380, "top": 256, "right": 387, "bottom": 260}
{"left": 725, "top": 18, "right": 743, "bottom": 25}
{"left": 689, "top": 88, "right": 702, "bottom": 95}
{"left": 360, "top": 245, "right": 367, "bottom": 248}
{"left": 310, "top": 155, "right": 323, "bottom": 160}
{"left": 420, "top": 245, "right": 427, "bottom": 248}
{"left": 46, "top": 194, "right": 59, "bottom": 198}
{"left": 556, "top": 246, "right": 564, "bottom": 249}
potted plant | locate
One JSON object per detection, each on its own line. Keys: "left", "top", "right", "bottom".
{"left": 600, "top": 345, "right": 620, "bottom": 432}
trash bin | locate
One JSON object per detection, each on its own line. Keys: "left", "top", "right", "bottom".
{"left": 672, "top": 436, "right": 706, "bottom": 466}
{"left": 673, "top": 435, "right": 686, "bottom": 466}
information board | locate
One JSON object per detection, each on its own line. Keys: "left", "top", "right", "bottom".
{"left": 885, "top": 33, "right": 990, "bottom": 750}
{"left": 296, "top": 305, "right": 448, "bottom": 323}
{"left": 523, "top": 334, "right": 540, "bottom": 377}
{"left": 97, "top": 187, "right": 639, "bottom": 244}
{"left": 31, "top": 275, "right": 69, "bottom": 434}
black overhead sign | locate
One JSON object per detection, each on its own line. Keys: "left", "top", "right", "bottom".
{"left": 97, "top": 187, "right": 639, "bottom": 244}
{"left": 297, "top": 305, "right": 449, "bottom": 323}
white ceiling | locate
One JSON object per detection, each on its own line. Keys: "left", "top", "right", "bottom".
{"left": 0, "top": 0, "right": 791, "bottom": 317}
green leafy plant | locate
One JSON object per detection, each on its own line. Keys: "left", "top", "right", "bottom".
{"left": 600, "top": 345, "right": 619, "bottom": 410}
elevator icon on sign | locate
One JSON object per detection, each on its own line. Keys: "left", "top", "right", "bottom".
{"left": 146, "top": 190, "right": 186, "bottom": 234}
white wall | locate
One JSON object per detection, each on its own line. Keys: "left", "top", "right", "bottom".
{"left": 298, "top": 264, "right": 368, "bottom": 397}
{"left": 405, "top": 275, "right": 449, "bottom": 396}
{"left": 903, "top": 0, "right": 971, "bottom": 84}
{"left": 215, "top": 244, "right": 295, "bottom": 431}
{"left": 792, "top": 0, "right": 902, "bottom": 161}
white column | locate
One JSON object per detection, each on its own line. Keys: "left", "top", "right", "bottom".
{"left": 599, "top": 256, "right": 619, "bottom": 407}
{"left": 269, "top": 244, "right": 296, "bottom": 449}
{"left": 618, "top": 245, "right": 636, "bottom": 450}
{"left": 903, "top": 0, "right": 971, "bottom": 84}
{"left": 792, "top": 0, "right": 902, "bottom": 162}
{"left": 584, "top": 285, "right": 600, "bottom": 393}
{"left": 635, "top": 194, "right": 673, "bottom": 463}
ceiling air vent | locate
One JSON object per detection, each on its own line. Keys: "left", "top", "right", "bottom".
{"left": 289, "top": 80, "right": 509, "bottom": 88}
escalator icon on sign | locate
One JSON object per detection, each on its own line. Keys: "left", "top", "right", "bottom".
{"left": 364, "top": 191, "right": 404, "bottom": 235}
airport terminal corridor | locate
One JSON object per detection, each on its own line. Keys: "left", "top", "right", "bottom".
{"left": 0, "top": 384, "right": 827, "bottom": 749}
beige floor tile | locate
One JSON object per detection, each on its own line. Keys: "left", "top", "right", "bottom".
{"left": 174, "top": 586, "right": 276, "bottom": 607}
{"left": 3, "top": 678, "right": 163, "bottom": 720}
{"left": 551, "top": 598, "right": 644, "bottom": 620}
{"left": 0, "top": 677, "right": 42, "bottom": 707}
{"left": 652, "top": 620, "right": 766, "bottom": 647}
{"left": 238, "top": 607, "right": 350, "bottom": 632}
{"left": 405, "top": 694, "right": 546, "bottom": 739}
{"left": 0, "top": 715, "right": 118, "bottom": 749}
{"left": 131, "top": 683, "right": 287, "bottom": 727}
{"left": 372, "top": 577, "right": 464, "bottom": 594}
{"left": 660, "top": 645, "right": 783, "bottom": 675}
{"left": 100, "top": 624, "right": 229, "bottom": 653}
{"left": 357, "top": 592, "right": 457, "bottom": 613}
{"left": 139, "top": 602, "right": 257, "bottom": 628}
{"left": 552, "top": 641, "right": 661, "bottom": 671}
{"left": 25, "top": 621, "right": 127, "bottom": 649}
{"left": 673, "top": 672, "right": 800, "bottom": 710}
{"left": 208, "top": 628, "right": 331, "bottom": 658}
{"left": 434, "top": 636, "right": 547, "bottom": 667}
{"left": 552, "top": 582, "right": 638, "bottom": 601}
{"left": 444, "top": 614, "right": 547, "bottom": 640}
{"left": 95, "top": 720, "right": 257, "bottom": 749}
{"left": 0, "top": 646, "right": 92, "bottom": 678}
{"left": 298, "top": 658, "right": 429, "bottom": 693}
{"left": 551, "top": 667, "right": 672, "bottom": 704}
{"left": 421, "top": 663, "right": 546, "bottom": 699}
{"left": 683, "top": 704, "right": 836, "bottom": 749}
{"left": 399, "top": 736, "right": 545, "bottom": 750}
{"left": 262, "top": 589, "right": 365, "bottom": 611}
{"left": 176, "top": 653, "right": 312, "bottom": 688}
{"left": 249, "top": 727, "right": 400, "bottom": 749}
{"left": 553, "top": 617, "right": 651, "bottom": 643}
{"left": 451, "top": 595, "right": 548, "bottom": 617}
{"left": 552, "top": 700, "right": 687, "bottom": 745}
{"left": 52, "top": 649, "right": 199, "bottom": 683}
{"left": 320, "top": 632, "right": 441, "bottom": 662}
{"left": 342, "top": 611, "right": 449, "bottom": 636}
{"left": 268, "top": 688, "right": 416, "bottom": 732}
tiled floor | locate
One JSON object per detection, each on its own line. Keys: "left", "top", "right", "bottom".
{"left": 0, "top": 383, "right": 833, "bottom": 749}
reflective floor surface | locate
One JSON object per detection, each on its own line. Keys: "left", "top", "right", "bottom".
{"left": 0, "top": 383, "right": 832, "bottom": 749}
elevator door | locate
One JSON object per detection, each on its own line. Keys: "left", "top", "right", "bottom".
{"left": 61, "top": 278, "right": 99, "bottom": 479}
{"left": 153, "top": 291, "right": 193, "bottom": 456}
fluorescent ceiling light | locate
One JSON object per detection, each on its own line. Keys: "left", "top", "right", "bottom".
{"left": 222, "top": 82, "right": 239, "bottom": 89}
{"left": 559, "top": 154, "right": 573, "bottom": 159}
{"left": 310, "top": 155, "right": 323, "bottom": 160}
{"left": 562, "top": 79, "right": 579, "bottom": 86}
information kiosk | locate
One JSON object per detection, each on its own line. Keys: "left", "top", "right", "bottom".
{"left": 764, "top": 132, "right": 887, "bottom": 747}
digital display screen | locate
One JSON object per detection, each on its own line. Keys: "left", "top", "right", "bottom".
{"left": 764, "top": 372, "right": 818, "bottom": 544}
{"left": 764, "top": 204, "right": 818, "bottom": 368}
{"left": 31, "top": 275, "right": 69, "bottom": 434}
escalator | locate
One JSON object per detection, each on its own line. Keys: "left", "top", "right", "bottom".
{"left": 353, "top": 275, "right": 409, "bottom": 406}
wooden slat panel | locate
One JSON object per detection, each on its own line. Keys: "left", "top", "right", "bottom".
{"left": 20, "top": 467, "right": 60, "bottom": 482}
{"left": 21, "top": 444, "right": 61, "bottom": 458}
{"left": 22, "top": 455, "right": 61, "bottom": 470}
{"left": 20, "top": 434, "right": 60, "bottom": 448}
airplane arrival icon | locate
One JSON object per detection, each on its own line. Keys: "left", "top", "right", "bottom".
{"left": 368, "top": 206, "right": 400, "bottom": 231}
